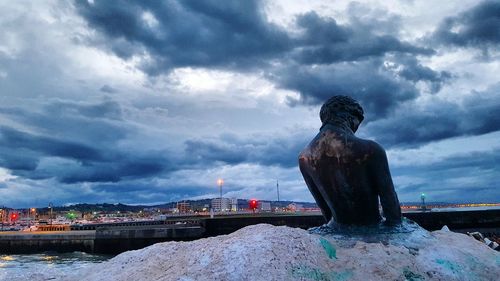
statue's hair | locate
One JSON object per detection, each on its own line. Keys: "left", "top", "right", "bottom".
{"left": 320, "top": 95, "right": 364, "bottom": 125}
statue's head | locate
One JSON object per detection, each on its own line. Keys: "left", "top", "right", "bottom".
{"left": 320, "top": 95, "right": 364, "bottom": 132}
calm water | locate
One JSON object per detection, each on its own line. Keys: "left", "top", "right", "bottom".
{"left": 0, "top": 252, "right": 111, "bottom": 281}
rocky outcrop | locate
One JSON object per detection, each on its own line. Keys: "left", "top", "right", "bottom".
{"left": 54, "top": 223, "right": 500, "bottom": 280}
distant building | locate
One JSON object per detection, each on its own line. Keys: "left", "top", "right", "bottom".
{"left": 287, "top": 203, "right": 303, "bottom": 212}
{"left": 230, "top": 198, "right": 238, "bottom": 212}
{"left": 260, "top": 201, "right": 271, "bottom": 212}
{"left": 177, "top": 202, "right": 191, "bottom": 213}
{"left": 202, "top": 204, "right": 210, "bottom": 212}
{"left": 154, "top": 214, "right": 167, "bottom": 220}
{"left": 143, "top": 207, "right": 162, "bottom": 213}
{"left": 0, "top": 209, "right": 8, "bottom": 223}
{"left": 211, "top": 198, "right": 231, "bottom": 211}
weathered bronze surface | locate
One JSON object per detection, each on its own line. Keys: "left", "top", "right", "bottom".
{"left": 299, "top": 96, "right": 401, "bottom": 226}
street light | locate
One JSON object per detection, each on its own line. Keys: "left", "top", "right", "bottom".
{"left": 48, "top": 203, "right": 53, "bottom": 225}
{"left": 421, "top": 193, "right": 426, "bottom": 211}
{"left": 217, "top": 178, "right": 224, "bottom": 212}
{"left": 30, "top": 208, "right": 36, "bottom": 226}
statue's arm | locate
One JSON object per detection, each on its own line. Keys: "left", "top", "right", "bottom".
{"left": 299, "top": 160, "right": 332, "bottom": 222}
{"left": 371, "top": 143, "right": 402, "bottom": 224}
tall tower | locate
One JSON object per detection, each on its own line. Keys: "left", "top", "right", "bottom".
{"left": 276, "top": 180, "right": 280, "bottom": 202}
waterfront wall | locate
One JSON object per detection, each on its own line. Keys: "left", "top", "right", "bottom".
{"left": 0, "top": 231, "right": 95, "bottom": 254}
{"left": 203, "top": 209, "right": 500, "bottom": 236}
{"left": 202, "top": 214, "right": 325, "bottom": 237}
{"left": 404, "top": 209, "right": 500, "bottom": 230}
{"left": 1, "top": 209, "right": 499, "bottom": 254}
{"left": 0, "top": 225, "right": 205, "bottom": 254}
{"left": 94, "top": 225, "right": 205, "bottom": 254}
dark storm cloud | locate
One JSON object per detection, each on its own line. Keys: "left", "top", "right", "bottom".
{"left": 425, "top": 149, "right": 500, "bottom": 171}
{"left": 91, "top": 182, "right": 202, "bottom": 196}
{"left": 100, "top": 85, "right": 118, "bottom": 93}
{"left": 0, "top": 100, "right": 171, "bottom": 184}
{"left": 74, "top": 0, "right": 434, "bottom": 69}
{"left": 294, "top": 12, "right": 349, "bottom": 45}
{"left": 272, "top": 10, "right": 442, "bottom": 117}
{"left": 273, "top": 10, "right": 447, "bottom": 120}
{"left": 275, "top": 61, "right": 419, "bottom": 120}
{"left": 431, "top": 1, "right": 500, "bottom": 49}
{"left": 58, "top": 156, "right": 169, "bottom": 184}
{"left": 292, "top": 11, "right": 433, "bottom": 65}
{"left": 0, "top": 106, "right": 126, "bottom": 145}
{"left": 74, "top": 0, "right": 291, "bottom": 74}
{"left": 393, "top": 149, "right": 500, "bottom": 202}
{"left": 88, "top": 182, "right": 209, "bottom": 204}
{"left": 184, "top": 140, "right": 247, "bottom": 165}
{"left": 1, "top": 97, "right": 312, "bottom": 187}
{"left": 184, "top": 132, "right": 309, "bottom": 168}
{"left": 0, "top": 125, "right": 170, "bottom": 183}
{"left": 389, "top": 55, "right": 452, "bottom": 93}
{"left": 74, "top": 0, "right": 442, "bottom": 114}
{"left": 0, "top": 126, "right": 103, "bottom": 162}
{"left": 0, "top": 148, "right": 39, "bottom": 171}
{"left": 364, "top": 88, "right": 500, "bottom": 147}
{"left": 44, "top": 99, "right": 123, "bottom": 120}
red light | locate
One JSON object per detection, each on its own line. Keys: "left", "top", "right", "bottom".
{"left": 10, "top": 213, "right": 18, "bottom": 221}
{"left": 249, "top": 199, "right": 258, "bottom": 210}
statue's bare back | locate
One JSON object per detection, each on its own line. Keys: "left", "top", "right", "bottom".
{"left": 299, "top": 96, "right": 401, "bottom": 226}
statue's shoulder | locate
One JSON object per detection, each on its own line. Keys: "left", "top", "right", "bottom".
{"left": 298, "top": 135, "right": 317, "bottom": 159}
{"left": 349, "top": 137, "right": 385, "bottom": 156}
{"left": 364, "top": 139, "right": 384, "bottom": 150}
{"left": 362, "top": 139, "right": 387, "bottom": 158}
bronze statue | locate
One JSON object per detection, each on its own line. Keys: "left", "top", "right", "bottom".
{"left": 299, "top": 96, "right": 401, "bottom": 226}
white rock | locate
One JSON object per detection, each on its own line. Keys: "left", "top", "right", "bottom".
{"left": 441, "top": 225, "right": 450, "bottom": 231}
{"left": 49, "top": 224, "right": 500, "bottom": 281}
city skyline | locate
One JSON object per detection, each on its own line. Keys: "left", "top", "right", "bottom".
{"left": 1, "top": 0, "right": 499, "bottom": 208}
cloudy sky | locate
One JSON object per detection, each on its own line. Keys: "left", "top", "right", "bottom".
{"left": 0, "top": 0, "right": 499, "bottom": 208}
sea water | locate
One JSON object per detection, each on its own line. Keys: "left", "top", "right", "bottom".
{"left": 0, "top": 252, "right": 111, "bottom": 281}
